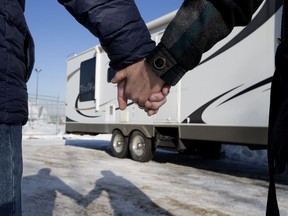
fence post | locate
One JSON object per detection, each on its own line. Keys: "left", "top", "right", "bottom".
{"left": 56, "top": 96, "right": 60, "bottom": 135}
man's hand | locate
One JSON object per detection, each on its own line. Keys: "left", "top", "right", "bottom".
{"left": 144, "top": 84, "right": 171, "bottom": 116}
{"left": 111, "top": 59, "right": 165, "bottom": 110}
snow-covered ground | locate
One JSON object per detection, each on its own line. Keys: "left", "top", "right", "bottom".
{"left": 21, "top": 123, "right": 288, "bottom": 216}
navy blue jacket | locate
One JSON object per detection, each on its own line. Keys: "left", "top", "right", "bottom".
{"left": 1, "top": 0, "right": 153, "bottom": 125}
{"left": 0, "top": 0, "right": 34, "bottom": 125}
{"left": 58, "top": 0, "right": 155, "bottom": 70}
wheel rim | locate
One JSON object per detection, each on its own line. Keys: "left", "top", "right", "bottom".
{"left": 112, "top": 133, "right": 125, "bottom": 153}
{"left": 131, "top": 135, "right": 146, "bottom": 157}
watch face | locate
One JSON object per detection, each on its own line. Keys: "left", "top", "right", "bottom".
{"left": 154, "top": 57, "right": 166, "bottom": 70}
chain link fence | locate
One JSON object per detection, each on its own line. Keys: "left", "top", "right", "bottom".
{"left": 22, "top": 94, "right": 66, "bottom": 136}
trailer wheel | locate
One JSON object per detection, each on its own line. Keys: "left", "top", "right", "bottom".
{"left": 129, "top": 131, "right": 154, "bottom": 162}
{"left": 111, "top": 130, "right": 128, "bottom": 158}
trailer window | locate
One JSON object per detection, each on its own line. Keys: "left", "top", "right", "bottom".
{"left": 79, "top": 57, "right": 96, "bottom": 102}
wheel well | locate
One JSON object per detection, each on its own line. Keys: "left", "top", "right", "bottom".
{"left": 111, "top": 125, "right": 154, "bottom": 138}
{"left": 155, "top": 127, "right": 179, "bottom": 138}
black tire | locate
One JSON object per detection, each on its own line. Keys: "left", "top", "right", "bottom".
{"left": 129, "top": 131, "right": 154, "bottom": 162}
{"left": 110, "top": 130, "right": 129, "bottom": 158}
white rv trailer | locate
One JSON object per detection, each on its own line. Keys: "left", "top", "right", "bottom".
{"left": 65, "top": 0, "right": 283, "bottom": 162}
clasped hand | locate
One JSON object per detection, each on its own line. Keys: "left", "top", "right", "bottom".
{"left": 111, "top": 59, "right": 170, "bottom": 116}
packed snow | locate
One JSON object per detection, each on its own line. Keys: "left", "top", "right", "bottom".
{"left": 20, "top": 121, "right": 288, "bottom": 216}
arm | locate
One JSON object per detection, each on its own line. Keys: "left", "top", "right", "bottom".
{"left": 57, "top": 0, "right": 155, "bottom": 70}
{"left": 58, "top": 0, "right": 167, "bottom": 113}
{"left": 146, "top": 0, "right": 264, "bottom": 86}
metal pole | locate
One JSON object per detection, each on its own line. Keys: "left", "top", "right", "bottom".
{"left": 34, "top": 68, "right": 42, "bottom": 105}
{"left": 56, "top": 96, "right": 59, "bottom": 135}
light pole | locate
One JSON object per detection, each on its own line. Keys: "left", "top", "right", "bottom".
{"left": 34, "top": 68, "right": 42, "bottom": 105}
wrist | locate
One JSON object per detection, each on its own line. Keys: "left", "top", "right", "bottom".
{"left": 146, "top": 43, "right": 186, "bottom": 86}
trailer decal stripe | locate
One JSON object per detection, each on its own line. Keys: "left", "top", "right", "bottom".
{"left": 185, "top": 77, "right": 272, "bottom": 124}
{"left": 219, "top": 77, "right": 273, "bottom": 106}
{"left": 115, "top": 102, "right": 134, "bottom": 110}
{"left": 199, "top": 0, "right": 282, "bottom": 66}
{"left": 75, "top": 94, "right": 101, "bottom": 118}
{"left": 183, "top": 86, "right": 242, "bottom": 123}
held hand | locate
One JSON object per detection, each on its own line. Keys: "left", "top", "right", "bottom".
{"left": 116, "top": 79, "right": 170, "bottom": 116}
{"left": 144, "top": 85, "right": 171, "bottom": 116}
{"left": 111, "top": 59, "right": 165, "bottom": 108}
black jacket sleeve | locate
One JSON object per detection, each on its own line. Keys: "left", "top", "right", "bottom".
{"left": 58, "top": 0, "right": 155, "bottom": 70}
{"left": 146, "top": 0, "right": 264, "bottom": 86}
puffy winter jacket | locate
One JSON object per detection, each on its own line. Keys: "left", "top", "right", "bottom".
{"left": 58, "top": 0, "right": 155, "bottom": 70}
{"left": 0, "top": 0, "right": 34, "bottom": 125}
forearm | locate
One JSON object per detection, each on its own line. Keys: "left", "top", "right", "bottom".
{"left": 58, "top": 0, "right": 155, "bottom": 70}
{"left": 146, "top": 0, "right": 264, "bottom": 86}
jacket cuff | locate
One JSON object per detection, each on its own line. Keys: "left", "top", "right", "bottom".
{"left": 146, "top": 43, "right": 187, "bottom": 86}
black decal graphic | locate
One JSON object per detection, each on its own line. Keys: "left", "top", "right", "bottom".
{"left": 200, "top": 0, "right": 282, "bottom": 65}
{"left": 183, "top": 86, "right": 241, "bottom": 123}
{"left": 185, "top": 78, "right": 272, "bottom": 124}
